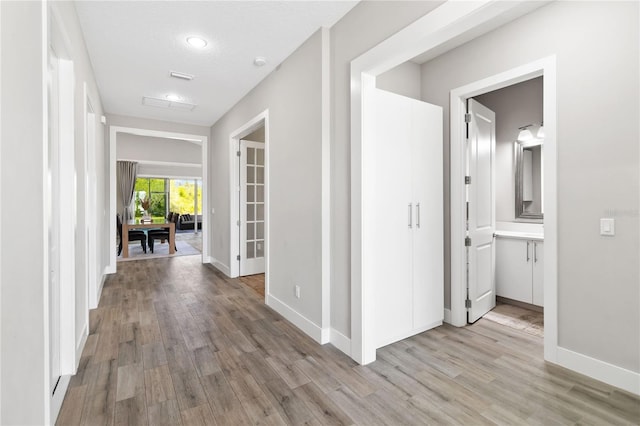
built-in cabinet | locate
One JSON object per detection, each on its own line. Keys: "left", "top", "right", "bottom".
{"left": 370, "top": 88, "right": 444, "bottom": 349}
{"left": 496, "top": 236, "right": 544, "bottom": 307}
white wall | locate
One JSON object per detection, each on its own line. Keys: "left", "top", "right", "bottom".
{"left": 209, "top": 30, "right": 324, "bottom": 328}
{"left": 117, "top": 133, "right": 202, "bottom": 165}
{"left": 330, "top": 1, "right": 444, "bottom": 338}
{"left": 137, "top": 163, "right": 201, "bottom": 179}
{"left": 244, "top": 126, "right": 265, "bottom": 143}
{"left": 474, "top": 77, "right": 543, "bottom": 223}
{"left": 376, "top": 60, "right": 422, "bottom": 100}
{"left": 0, "top": 3, "right": 47, "bottom": 423}
{"left": 420, "top": 1, "right": 639, "bottom": 372}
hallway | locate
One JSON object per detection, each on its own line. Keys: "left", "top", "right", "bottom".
{"left": 57, "top": 256, "right": 639, "bottom": 425}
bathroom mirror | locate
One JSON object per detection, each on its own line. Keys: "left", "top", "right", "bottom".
{"left": 515, "top": 140, "right": 543, "bottom": 221}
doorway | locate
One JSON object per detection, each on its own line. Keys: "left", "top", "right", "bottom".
{"left": 108, "top": 127, "right": 209, "bottom": 272}
{"left": 450, "top": 58, "right": 557, "bottom": 361}
{"left": 228, "top": 110, "right": 269, "bottom": 301}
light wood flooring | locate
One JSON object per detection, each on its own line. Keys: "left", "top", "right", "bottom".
{"left": 239, "top": 273, "right": 265, "bottom": 299}
{"left": 57, "top": 256, "right": 640, "bottom": 425}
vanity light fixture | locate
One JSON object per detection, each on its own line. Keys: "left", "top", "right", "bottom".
{"left": 517, "top": 124, "right": 534, "bottom": 141}
{"left": 186, "top": 36, "right": 207, "bottom": 49}
{"left": 537, "top": 122, "right": 545, "bottom": 138}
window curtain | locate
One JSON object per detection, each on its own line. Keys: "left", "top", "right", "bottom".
{"left": 117, "top": 160, "right": 138, "bottom": 220}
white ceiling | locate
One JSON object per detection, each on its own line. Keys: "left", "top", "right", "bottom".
{"left": 75, "top": 1, "right": 358, "bottom": 127}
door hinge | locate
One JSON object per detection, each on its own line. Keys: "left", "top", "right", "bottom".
{"left": 465, "top": 299, "right": 472, "bottom": 308}
{"left": 465, "top": 176, "right": 471, "bottom": 184}
{"left": 464, "top": 113, "right": 472, "bottom": 123}
{"left": 465, "top": 236, "right": 472, "bottom": 247}
{"left": 236, "top": 255, "right": 240, "bottom": 261}
{"left": 237, "top": 151, "right": 241, "bottom": 157}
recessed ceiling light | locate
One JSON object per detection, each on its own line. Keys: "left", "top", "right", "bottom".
{"left": 253, "top": 56, "right": 267, "bottom": 67}
{"left": 166, "top": 94, "right": 182, "bottom": 102}
{"left": 186, "top": 36, "right": 207, "bottom": 49}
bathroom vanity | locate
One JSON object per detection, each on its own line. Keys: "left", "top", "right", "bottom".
{"left": 495, "top": 222, "right": 544, "bottom": 307}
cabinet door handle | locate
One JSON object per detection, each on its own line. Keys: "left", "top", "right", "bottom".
{"left": 534, "top": 242, "right": 538, "bottom": 263}
{"left": 408, "top": 203, "right": 412, "bottom": 228}
{"left": 526, "top": 241, "right": 530, "bottom": 262}
{"left": 416, "top": 203, "right": 420, "bottom": 228}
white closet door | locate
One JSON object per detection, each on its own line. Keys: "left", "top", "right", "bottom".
{"left": 240, "top": 140, "right": 265, "bottom": 276}
{"left": 371, "top": 89, "right": 443, "bottom": 349}
{"left": 411, "top": 101, "right": 444, "bottom": 330}
{"left": 467, "top": 99, "right": 496, "bottom": 323}
{"left": 371, "top": 89, "right": 413, "bottom": 348}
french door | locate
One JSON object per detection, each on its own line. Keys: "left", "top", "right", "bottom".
{"left": 239, "top": 140, "right": 265, "bottom": 276}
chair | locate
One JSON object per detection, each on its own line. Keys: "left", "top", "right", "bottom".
{"left": 148, "top": 214, "right": 178, "bottom": 253}
{"left": 116, "top": 214, "right": 147, "bottom": 255}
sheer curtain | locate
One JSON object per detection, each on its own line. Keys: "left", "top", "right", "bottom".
{"left": 117, "top": 161, "right": 138, "bottom": 220}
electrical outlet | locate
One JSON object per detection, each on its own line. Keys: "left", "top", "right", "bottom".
{"left": 294, "top": 285, "right": 301, "bottom": 299}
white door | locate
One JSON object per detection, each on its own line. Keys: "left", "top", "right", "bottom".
{"left": 467, "top": 99, "right": 496, "bottom": 323}
{"left": 412, "top": 100, "right": 444, "bottom": 331}
{"left": 239, "top": 140, "right": 265, "bottom": 276}
{"left": 47, "top": 49, "right": 62, "bottom": 395}
{"left": 371, "top": 89, "right": 443, "bottom": 348}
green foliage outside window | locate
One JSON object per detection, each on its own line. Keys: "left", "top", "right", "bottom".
{"left": 170, "top": 180, "right": 202, "bottom": 214}
{"left": 133, "top": 177, "right": 202, "bottom": 219}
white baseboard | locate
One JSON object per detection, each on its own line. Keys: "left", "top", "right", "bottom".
{"left": 266, "top": 294, "right": 325, "bottom": 344}
{"left": 203, "top": 255, "right": 213, "bottom": 265}
{"left": 50, "top": 374, "right": 70, "bottom": 424}
{"left": 105, "top": 264, "right": 116, "bottom": 275}
{"left": 556, "top": 347, "right": 640, "bottom": 395}
{"left": 330, "top": 328, "right": 351, "bottom": 356}
{"left": 444, "top": 308, "right": 452, "bottom": 325}
{"left": 210, "top": 257, "right": 230, "bottom": 277}
{"left": 93, "top": 270, "right": 108, "bottom": 309}
{"left": 75, "top": 322, "right": 88, "bottom": 368}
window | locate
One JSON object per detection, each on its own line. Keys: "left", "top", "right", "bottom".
{"left": 133, "top": 178, "right": 167, "bottom": 219}
{"left": 169, "top": 179, "right": 202, "bottom": 215}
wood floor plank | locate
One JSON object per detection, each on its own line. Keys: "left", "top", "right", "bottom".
{"left": 114, "top": 394, "right": 147, "bottom": 426}
{"left": 115, "top": 363, "right": 144, "bottom": 402}
{"left": 180, "top": 403, "right": 218, "bottom": 426}
{"left": 147, "top": 397, "right": 183, "bottom": 426}
{"left": 56, "top": 384, "right": 87, "bottom": 426}
{"left": 57, "top": 256, "right": 640, "bottom": 426}
{"left": 144, "top": 364, "right": 176, "bottom": 406}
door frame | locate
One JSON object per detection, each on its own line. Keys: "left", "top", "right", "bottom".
{"left": 83, "top": 84, "right": 99, "bottom": 311}
{"left": 108, "top": 126, "right": 209, "bottom": 272}
{"left": 450, "top": 57, "right": 557, "bottom": 362}
{"left": 228, "top": 110, "right": 269, "bottom": 300}
{"left": 349, "top": 0, "right": 547, "bottom": 365}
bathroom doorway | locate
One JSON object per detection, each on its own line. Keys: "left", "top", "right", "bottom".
{"left": 450, "top": 58, "right": 557, "bottom": 360}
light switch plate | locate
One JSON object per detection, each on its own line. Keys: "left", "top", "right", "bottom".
{"left": 600, "top": 218, "right": 615, "bottom": 236}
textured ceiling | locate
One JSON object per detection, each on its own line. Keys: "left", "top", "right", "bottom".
{"left": 75, "top": 1, "right": 358, "bottom": 126}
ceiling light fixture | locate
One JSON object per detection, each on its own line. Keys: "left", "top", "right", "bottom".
{"left": 517, "top": 124, "right": 534, "bottom": 142}
{"left": 253, "top": 56, "right": 267, "bottom": 67}
{"left": 186, "top": 36, "right": 207, "bottom": 49}
{"left": 170, "top": 71, "right": 194, "bottom": 80}
{"left": 166, "top": 94, "right": 182, "bottom": 102}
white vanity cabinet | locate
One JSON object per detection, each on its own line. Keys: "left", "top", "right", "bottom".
{"left": 496, "top": 235, "right": 544, "bottom": 307}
